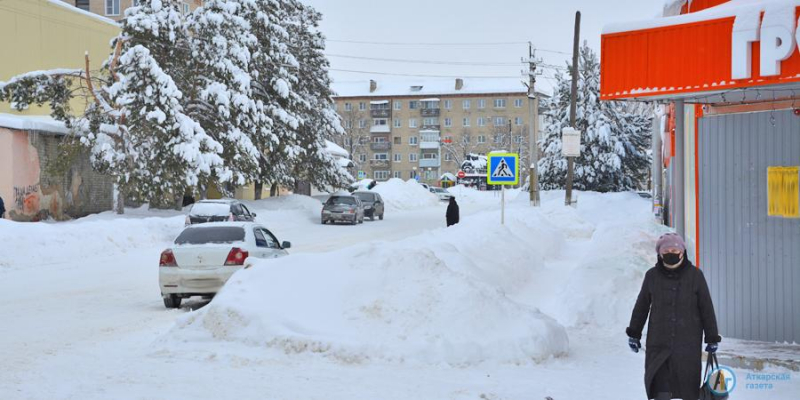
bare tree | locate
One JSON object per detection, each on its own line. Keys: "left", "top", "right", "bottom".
{"left": 335, "top": 108, "right": 371, "bottom": 172}
{"left": 442, "top": 128, "right": 479, "bottom": 169}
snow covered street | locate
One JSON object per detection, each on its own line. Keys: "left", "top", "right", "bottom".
{"left": 1, "top": 185, "right": 798, "bottom": 399}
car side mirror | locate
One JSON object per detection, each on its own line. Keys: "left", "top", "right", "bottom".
{"left": 282, "top": 241, "right": 292, "bottom": 249}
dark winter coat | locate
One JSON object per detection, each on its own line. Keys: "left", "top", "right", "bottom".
{"left": 445, "top": 198, "right": 459, "bottom": 227}
{"left": 0, "top": 196, "right": 5, "bottom": 217}
{"left": 627, "top": 256, "right": 721, "bottom": 400}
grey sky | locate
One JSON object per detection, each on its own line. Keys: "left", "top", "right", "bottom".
{"left": 303, "top": 0, "right": 666, "bottom": 92}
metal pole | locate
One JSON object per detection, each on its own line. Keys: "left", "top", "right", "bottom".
{"left": 674, "top": 99, "right": 685, "bottom": 237}
{"left": 652, "top": 107, "right": 663, "bottom": 222}
{"left": 565, "top": 11, "right": 581, "bottom": 206}
{"left": 501, "top": 185, "right": 505, "bottom": 225}
{"left": 528, "top": 42, "right": 541, "bottom": 206}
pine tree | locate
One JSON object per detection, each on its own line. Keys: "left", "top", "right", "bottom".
{"left": 538, "top": 44, "right": 652, "bottom": 192}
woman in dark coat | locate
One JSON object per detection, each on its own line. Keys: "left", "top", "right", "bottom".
{"left": 627, "top": 233, "right": 721, "bottom": 400}
{"left": 445, "top": 197, "right": 459, "bottom": 227}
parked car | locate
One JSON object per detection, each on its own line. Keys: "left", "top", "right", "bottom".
{"left": 185, "top": 199, "right": 256, "bottom": 226}
{"left": 321, "top": 195, "right": 364, "bottom": 225}
{"left": 430, "top": 187, "right": 454, "bottom": 201}
{"left": 419, "top": 182, "right": 430, "bottom": 190}
{"left": 353, "top": 191, "right": 385, "bottom": 221}
{"left": 159, "top": 222, "right": 290, "bottom": 308}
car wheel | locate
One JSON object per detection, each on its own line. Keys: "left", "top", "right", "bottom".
{"left": 163, "top": 295, "right": 181, "bottom": 309}
{"left": 379, "top": 213, "right": 384, "bottom": 220}
{"left": 321, "top": 219, "right": 326, "bottom": 225}
{"left": 370, "top": 215, "right": 375, "bottom": 221}
{"left": 351, "top": 217, "right": 357, "bottom": 225}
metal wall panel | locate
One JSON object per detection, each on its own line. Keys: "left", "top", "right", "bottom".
{"left": 699, "top": 109, "right": 800, "bottom": 343}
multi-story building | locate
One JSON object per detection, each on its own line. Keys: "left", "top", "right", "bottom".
{"left": 332, "top": 78, "right": 546, "bottom": 185}
{"left": 59, "top": 0, "right": 203, "bottom": 20}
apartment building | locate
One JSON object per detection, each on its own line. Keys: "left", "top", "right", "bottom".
{"left": 332, "top": 78, "right": 546, "bottom": 185}
{"left": 60, "top": 0, "right": 203, "bottom": 20}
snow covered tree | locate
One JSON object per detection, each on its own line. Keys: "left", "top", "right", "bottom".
{"left": 538, "top": 44, "right": 651, "bottom": 192}
{"left": 185, "top": 0, "right": 262, "bottom": 196}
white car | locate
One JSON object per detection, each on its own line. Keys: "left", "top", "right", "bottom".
{"left": 158, "top": 222, "right": 291, "bottom": 308}
{"left": 429, "top": 187, "right": 454, "bottom": 201}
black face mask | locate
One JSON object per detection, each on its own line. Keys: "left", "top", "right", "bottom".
{"left": 662, "top": 253, "right": 682, "bottom": 266}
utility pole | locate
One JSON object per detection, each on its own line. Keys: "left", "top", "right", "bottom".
{"left": 525, "top": 42, "right": 541, "bottom": 206}
{"left": 565, "top": 11, "right": 580, "bottom": 206}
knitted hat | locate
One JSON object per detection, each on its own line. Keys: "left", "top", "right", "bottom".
{"left": 656, "top": 233, "right": 686, "bottom": 255}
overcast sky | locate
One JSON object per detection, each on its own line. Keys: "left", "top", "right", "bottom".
{"left": 303, "top": 0, "right": 667, "bottom": 93}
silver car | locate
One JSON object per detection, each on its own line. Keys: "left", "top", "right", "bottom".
{"left": 321, "top": 195, "right": 364, "bottom": 225}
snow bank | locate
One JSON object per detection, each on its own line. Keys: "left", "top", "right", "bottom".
{"left": 371, "top": 179, "right": 439, "bottom": 211}
{"left": 163, "top": 202, "right": 571, "bottom": 366}
{"left": 243, "top": 194, "right": 322, "bottom": 216}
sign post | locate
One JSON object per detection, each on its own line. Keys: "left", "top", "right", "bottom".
{"left": 487, "top": 153, "right": 520, "bottom": 225}
{"left": 562, "top": 128, "right": 581, "bottom": 206}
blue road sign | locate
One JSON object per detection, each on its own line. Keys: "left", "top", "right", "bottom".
{"left": 487, "top": 153, "right": 519, "bottom": 185}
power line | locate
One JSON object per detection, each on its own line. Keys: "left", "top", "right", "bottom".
{"left": 328, "top": 68, "right": 521, "bottom": 79}
{"left": 327, "top": 39, "right": 529, "bottom": 46}
{"left": 325, "top": 53, "right": 521, "bottom": 67}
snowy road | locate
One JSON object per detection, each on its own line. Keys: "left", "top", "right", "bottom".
{"left": 1, "top": 187, "right": 798, "bottom": 399}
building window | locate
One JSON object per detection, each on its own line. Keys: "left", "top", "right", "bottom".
{"left": 394, "top": 101, "right": 402, "bottom": 110}
{"left": 444, "top": 118, "right": 452, "bottom": 128}
{"left": 494, "top": 99, "right": 506, "bottom": 108}
{"left": 374, "top": 153, "right": 389, "bottom": 160}
{"left": 344, "top": 120, "right": 352, "bottom": 129}
{"left": 514, "top": 135, "right": 523, "bottom": 144}
{"left": 422, "top": 152, "right": 438, "bottom": 160}
{"left": 359, "top": 102, "right": 366, "bottom": 111}
{"left": 478, "top": 99, "right": 486, "bottom": 109}
{"left": 462, "top": 99, "right": 471, "bottom": 109}
{"left": 494, "top": 134, "right": 503, "bottom": 143}
{"left": 409, "top": 153, "right": 418, "bottom": 162}
{"left": 409, "top": 171, "right": 417, "bottom": 179}
{"left": 445, "top": 153, "right": 453, "bottom": 161}
{"left": 444, "top": 99, "right": 452, "bottom": 110}
{"left": 105, "top": 0, "right": 120, "bottom": 15}
{"left": 444, "top": 135, "right": 452, "bottom": 143}
{"left": 515, "top": 117, "right": 523, "bottom": 126}
{"left": 462, "top": 118, "right": 470, "bottom": 127}
{"left": 359, "top": 154, "right": 367, "bottom": 162}
{"left": 358, "top": 119, "right": 367, "bottom": 128}
{"left": 477, "top": 117, "right": 486, "bottom": 127}
{"left": 409, "top": 136, "right": 418, "bottom": 145}
{"left": 183, "top": 3, "right": 190, "bottom": 14}
{"left": 374, "top": 118, "right": 388, "bottom": 126}
{"left": 394, "top": 171, "right": 402, "bottom": 179}
{"left": 344, "top": 137, "right": 352, "bottom": 146}
{"left": 394, "top": 136, "right": 401, "bottom": 145}
{"left": 76, "top": 0, "right": 91, "bottom": 11}
{"left": 423, "top": 117, "right": 438, "bottom": 126}
{"left": 394, "top": 153, "right": 402, "bottom": 162}
{"left": 409, "top": 119, "right": 418, "bottom": 128}
{"left": 374, "top": 136, "right": 386, "bottom": 143}
{"left": 409, "top": 101, "right": 418, "bottom": 110}
{"left": 462, "top": 135, "right": 471, "bottom": 144}
{"left": 477, "top": 135, "right": 486, "bottom": 144}
{"left": 374, "top": 171, "right": 390, "bottom": 180}
{"left": 514, "top": 99, "right": 523, "bottom": 108}
{"left": 345, "top": 102, "right": 352, "bottom": 111}
{"left": 494, "top": 117, "right": 506, "bottom": 126}
{"left": 393, "top": 118, "right": 401, "bottom": 128}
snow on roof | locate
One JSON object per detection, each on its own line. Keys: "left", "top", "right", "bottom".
{"left": 332, "top": 78, "right": 542, "bottom": 98}
{"left": 440, "top": 173, "right": 457, "bottom": 181}
{"left": 420, "top": 98, "right": 440, "bottom": 102}
{"left": 47, "top": 0, "right": 120, "bottom": 27}
{"left": 324, "top": 140, "right": 349, "bottom": 158}
{"left": 603, "top": 0, "right": 794, "bottom": 34}
{"left": 0, "top": 113, "right": 69, "bottom": 134}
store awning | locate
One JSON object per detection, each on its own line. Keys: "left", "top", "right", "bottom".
{"left": 600, "top": 0, "right": 800, "bottom": 102}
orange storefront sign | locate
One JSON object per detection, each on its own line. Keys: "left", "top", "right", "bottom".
{"left": 601, "top": 2, "right": 800, "bottom": 100}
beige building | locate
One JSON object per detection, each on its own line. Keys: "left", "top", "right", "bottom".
{"left": 59, "top": 0, "right": 203, "bottom": 20}
{"left": 332, "top": 78, "right": 546, "bottom": 186}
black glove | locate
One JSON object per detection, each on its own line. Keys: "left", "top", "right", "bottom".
{"left": 629, "top": 337, "right": 642, "bottom": 353}
{"left": 705, "top": 343, "right": 718, "bottom": 353}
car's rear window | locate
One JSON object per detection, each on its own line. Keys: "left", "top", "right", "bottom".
{"left": 175, "top": 227, "right": 245, "bottom": 245}
{"left": 327, "top": 196, "right": 356, "bottom": 205}
{"left": 354, "top": 193, "right": 375, "bottom": 202}
{"left": 190, "top": 202, "right": 231, "bottom": 216}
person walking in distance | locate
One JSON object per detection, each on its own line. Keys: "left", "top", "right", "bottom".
{"left": 0, "top": 195, "right": 5, "bottom": 219}
{"left": 445, "top": 197, "right": 459, "bottom": 227}
{"left": 626, "top": 233, "right": 721, "bottom": 400}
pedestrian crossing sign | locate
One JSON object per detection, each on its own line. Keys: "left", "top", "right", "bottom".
{"left": 487, "top": 153, "right": 519, "bottom": 185}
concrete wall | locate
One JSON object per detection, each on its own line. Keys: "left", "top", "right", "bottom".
{"left": 0, "top": 128, "right": 114, "bottom": 221}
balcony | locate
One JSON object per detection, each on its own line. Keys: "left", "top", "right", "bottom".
{"left": 370, "top": 159, "right": 390, "bottom": 168}
{"left": 420, "top": 141, "right": 440, "bottom": 149}
{"left": 370, "top": 109, "right": 391, "bottom": 118}
{"left": 370, "top": 142, "right": 392, "bottom": 151}
{"left": 421, "top": 108, "right": 440, "bottom": 117}
{"left": 419, "top": 158, "right": 441, "bottom": 168}
{"left": 370, "top": 125, "right": 391, "bottom": 134}
{"left": 420, "top": 124, "right": 440, "bottom": 131}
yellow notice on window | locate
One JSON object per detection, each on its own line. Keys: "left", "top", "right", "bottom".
{"left": 767, "top": 166, "right": 800, "bottom": 218}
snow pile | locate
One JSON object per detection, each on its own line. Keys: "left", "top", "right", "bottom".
{"left": 244, "top": 195, "right": 322, "bottom": 216}
{"left": 371, "top": 179, "right": 439, "bottom": 210}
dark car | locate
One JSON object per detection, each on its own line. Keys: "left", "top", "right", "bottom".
{"left": 185, "top": 200, "right": 256, "bottom": 226}
{"left": 353, "top": 191, "right": 385, "bottom": 221}
{"left": 321, "top": 195, "right": 364, "bottom": 225}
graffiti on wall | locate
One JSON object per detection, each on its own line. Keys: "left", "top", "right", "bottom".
{"left": 13, "top": 184, "right": 40, "bottom": 214}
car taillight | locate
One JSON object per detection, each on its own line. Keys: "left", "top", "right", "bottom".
{"left": 160, "top": 249, "right": 178, "bottom": 267}
{"left": 228, "top": 213, "right": 235, "bottom": 221}
{"left": 346, "top": 208, "right": 355, "bottom": 214}
{"left": 224, "top": 247, "right": 249, "bottom": 266}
